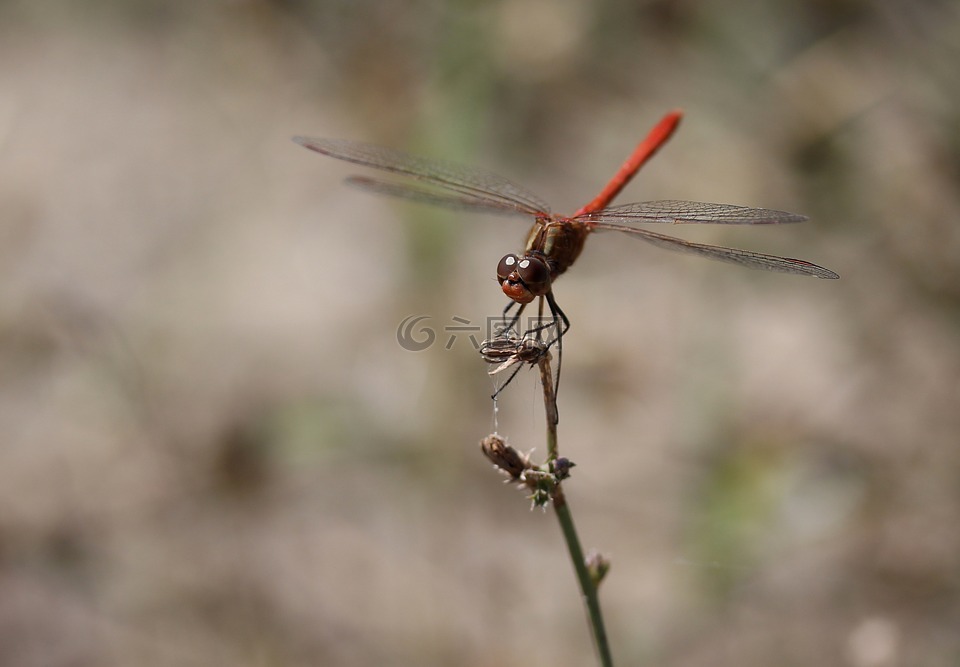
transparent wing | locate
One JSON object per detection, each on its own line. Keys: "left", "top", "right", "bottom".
{"left": 594, "top": 222, "right": 839, "bottom": 278}
{"left": 579, "top": 200, "right": 807, "bottom": 225}
{"left": 293, "top": 137, "right": 551, "bottom": 216}
{"left": 344, "top": 176, "right": 532, "bottom": 217}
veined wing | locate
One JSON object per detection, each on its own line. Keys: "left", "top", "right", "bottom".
{"left": 345, "top": 176, "right": 532, "bottom": 217}
{"left": 293, "top": 137, "right": 551, "bottom": 216}
{"left": 579, "top": 200, "right": 807, "bottom": 225}
{"left": 595, "top": 222, "right": 839, "bottom": 278}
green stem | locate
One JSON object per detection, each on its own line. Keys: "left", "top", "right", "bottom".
{"left": 553, "top": 493, "right": 613, "bottom": 667}
{"left": 538, "top": 352, "right": 613, "bottom": 667}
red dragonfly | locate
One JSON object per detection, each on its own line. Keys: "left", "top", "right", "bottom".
{"left": 294, "top": 111, "right": 838, "bottom": 390}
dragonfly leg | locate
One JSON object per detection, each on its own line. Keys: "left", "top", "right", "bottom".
{"left": 500, "top": 300, "right": 526, "bottom": 336}
{"left": 545, "top": 291, "right": 569, "bottom": 398}
{"left": 511, "top": 296, "right": 556, "bottom": 341}
{"left": 490, "top": 362, "right": 526, "bottom": 401}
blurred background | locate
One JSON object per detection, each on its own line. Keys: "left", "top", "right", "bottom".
{"left": 1, "top": 0, "right": 959, "bottom": 665}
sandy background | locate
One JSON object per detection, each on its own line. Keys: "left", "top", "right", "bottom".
{"left": 1, "top": 1, "right": 958, "bottom": 665}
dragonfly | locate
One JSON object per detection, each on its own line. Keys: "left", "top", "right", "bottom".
{"left": 294, "top": 110, "right": 838, "bottom": 394}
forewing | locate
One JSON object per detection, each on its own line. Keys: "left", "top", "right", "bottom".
{"left": 344, "top": 176, "right": 532, "bottom": 217}
{"left": 580, "top": 200, "right": 807, "bottom": 225}
{"left": 293, "top": 137, "right": 550, "bottom": 216}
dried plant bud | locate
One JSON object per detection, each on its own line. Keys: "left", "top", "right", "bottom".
{"left": 550, "top": 457, "right": 575, "bottom": 481}
{"left": 480, "top": 434, "right": 532, "bottom": 480}
{"left": 585, "top": 550, "right": 611, "bottom": 586}
{"left": 480, "top": 333, "right": 550, "bottom": 375}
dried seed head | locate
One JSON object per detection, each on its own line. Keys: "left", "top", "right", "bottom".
{"left": 480, "top": 333, "right": 550, "bottom": 375}
{"left": 480, "top": 433, "right": 533, "bottom": 480}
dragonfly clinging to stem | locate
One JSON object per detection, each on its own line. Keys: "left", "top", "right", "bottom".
{"left": 294, "top": 110, "right": 838, "bottom": 396}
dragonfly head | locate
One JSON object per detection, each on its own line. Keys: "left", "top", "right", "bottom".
{"left": 497, "top": 254, "right": 550, "bottom": 304}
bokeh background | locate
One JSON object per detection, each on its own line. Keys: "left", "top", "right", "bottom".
{"left": 2, "top": 1, "right": 959, "bottom": 665}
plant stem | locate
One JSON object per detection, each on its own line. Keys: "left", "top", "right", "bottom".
{"left": 537, "top": 353, "right": 613, "bottom": 667}
{"left": 553, "top": 492, "right": 613, "bottom": 667}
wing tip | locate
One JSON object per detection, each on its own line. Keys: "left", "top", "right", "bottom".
{"left": 292, "top": 135, "right": 326, "bottom": 151}
{"left": 802, "top": 262, "right": 839, "bottom": 279}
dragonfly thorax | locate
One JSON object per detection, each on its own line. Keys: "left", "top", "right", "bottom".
{"left": 497, "top": 253, "right": 551, "bottom": 304}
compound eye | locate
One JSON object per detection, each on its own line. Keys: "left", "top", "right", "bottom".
{"left": 497, "top": 254, "right": 520, "bottom": 283}
{"left": 516, "top": 257, "right": 550, "bottom": 295}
